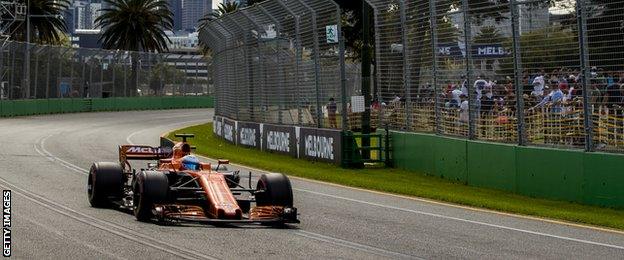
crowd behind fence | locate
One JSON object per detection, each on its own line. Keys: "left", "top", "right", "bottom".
{"left": 0, "top": 41, "right": 211, "bottom": 100}
{"left": 203, "top": 0, "right": 624, "bottom": 154}
{"left": 369, "top": 0, "right": 624, "bottom": 154}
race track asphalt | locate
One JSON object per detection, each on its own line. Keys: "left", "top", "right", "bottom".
{"left": 1, "top": 109, "right": 623, "bottom": 259}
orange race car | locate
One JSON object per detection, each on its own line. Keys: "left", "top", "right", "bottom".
{"left": 86, "top": 134, "right": 298, "bottom": 225}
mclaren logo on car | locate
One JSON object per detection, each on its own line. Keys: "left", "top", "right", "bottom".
{"left": 126, "top": 147, "right": 155, "bottom": 153}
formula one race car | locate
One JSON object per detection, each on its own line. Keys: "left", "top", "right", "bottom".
{"left": 86, "top": 134, "right": 298, "bottom": 225}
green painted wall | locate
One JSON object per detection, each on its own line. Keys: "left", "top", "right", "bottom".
{"left": 392, "top": 131, "right": 624, "bottom": 208}
{"left": 0, "top": 96, "right": 214, "bottom": 118}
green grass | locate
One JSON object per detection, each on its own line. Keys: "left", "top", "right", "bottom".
{"left": 168, "top": 123, "right": 624, "bottom": 231}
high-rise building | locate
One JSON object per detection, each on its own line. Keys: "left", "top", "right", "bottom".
{"left": 85, "top": 2, "right": 102, "bottom": 29}
{"left": 181, "top": 0, "right": 212, "bottom": 31}
{"left": 224, "top": 0, "right": 247, "bottom": 7}
{"left": 168, "top": 0, "right": 183, "bottom": 31}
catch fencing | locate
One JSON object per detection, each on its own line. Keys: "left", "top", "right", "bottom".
{"left": 199, "top": 0, "right": 348, "bottom": 130}
{"left": 0, "top": 41, "right": 211, "bottom": 100}
{"left": 203, "top": 0, "right": 624, "bottom": 154}
{"left": 367, "top": 0, "right": 624, "bottom": 153}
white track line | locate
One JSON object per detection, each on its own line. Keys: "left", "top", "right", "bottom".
{"left": 130, "top": 123, "right": 422, "bottom": 259}
{"left": 126, "top": 119, "right": 210, "bottom": 144}
{"left": 296, "top": 188, "right": 624, "bottom": 251}
{"left": 43, "top": 119, "right": 623, "bottom": 256}
{"left": 0, "top": 178, "right": 217, "bottom": 260}
{"left": 155, "top": 127, "right": 624, "bottom": 251}
{"left": 293, "top": 230, "right": 421, "bottom": 259}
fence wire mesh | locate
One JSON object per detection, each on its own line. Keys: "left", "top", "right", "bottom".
{"left": 201, "top": 0, "right": 347, "bottom": 130}
{"left": 204, "top": 0, "right": 624, "bottom": 154}
{"left": 364, "top": 0, "right": 624, "bottom": 153}
{"left": 0, "top": 41, "right": 210, "bottom": 100}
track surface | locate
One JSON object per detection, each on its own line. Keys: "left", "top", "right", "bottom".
{"left": 1, "top": 109, "right": 624, "bottom": 259}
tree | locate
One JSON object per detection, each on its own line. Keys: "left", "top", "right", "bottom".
{"left": 246, "top": 0, "right": 265, "bottom": 6}
{"left": 497, "top": 26, "right": 579, "bottom": 76}
{"left": 585, "top": 1, "right": 624, "bottom": 71}
{"left": 5, "top": 0, "right": 70, "bottom": 44}
{"left": 197, "top": 2, "right": 239, "bottom": 53}
{"left": 96, "top": 0, "right": 173, "bottom": 52}
{"left": 198, "top": 2, "right": 239, "bottom": 27}
{"left": 96, "top": 0, "right": 173, "bottom": 96}
{"left": 473, "top": 26, "right": 505, "bottom": 45}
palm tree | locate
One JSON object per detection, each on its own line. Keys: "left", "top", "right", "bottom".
{"left": 197, "top": 2, "right": 239, "bottom": 53}
{"left": 96, "top": 0, "right": 173, "bottom": 96}
{"left": 96, "top": 0, "right": 173, "bottom": 52}
{"left": 198, "top": 2, "right": 239, "bottom": 28}
{"left": 5, "top": 0, "right": 70, "bottom": 44}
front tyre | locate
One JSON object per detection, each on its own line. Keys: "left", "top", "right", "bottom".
{"left": 255, "top": 173, "right": 293, "bottom": 207}
{"left": 133, "top": 171, "right": 169, "bottom": 222}
{"left": 88, "top": 162, "right": 123, "bottom": 208}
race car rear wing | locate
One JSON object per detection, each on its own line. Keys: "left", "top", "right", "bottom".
{"left": 119, "top": 145, "right": 173, "bottom": 162}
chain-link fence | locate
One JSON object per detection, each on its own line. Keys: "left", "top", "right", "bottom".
{"left": 365, "top": 0, "right": 624, "bottom": 154}
{"left": 0, "top": 41, "right": 211, "bottom": 100}
{"left": 200, "top": 0, "right": 348, "bottom": 130}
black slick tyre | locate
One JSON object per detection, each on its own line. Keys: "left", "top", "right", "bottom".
{"left": 255, "top": 173, "right": 293, "bottom": 207}
{"left": 88, "top": 162, "right": 124, "bottom": 208}
{"left": 133, "top": 171, "right": 169, "bottom": 222}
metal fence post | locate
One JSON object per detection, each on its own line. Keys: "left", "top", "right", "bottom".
{"left": 111, "top": 53, "right": 116, "bottom": 96}
{"left": 123, "top": 52, "right": 127, "bottom": 97}
{"left": 45, "top": 47, "right": 50, "bottom": 99}
{"left": 9, "top": 43, "right": 15, "bottom": 99}
{"left": 462, "top": 0, "right": 475, "bottom": 140}
{"left": 100, "top": 51, "right": 105, "bottom": 97}
{"left": 69, "top": 50, "right": 75, "bottom": 97}
{"left": 399, "top": 0, "right": 411, "bottom": 131}
{"left": 257, "top": 5, "right": 281, "bottom": 123}
{"left": 577, "top": 0, "right": 593, "bottom": 152}
{"left": 276, "top": 1, "right": 300, "bottom": 126}
{"left": 33, "top": 47, "right": 39, "bottom": 98}
{"left": 295, "top": 0, "right": 323, "bottom": 128}
{"left": 510, "top": 0, "right": 526, "bottom": 146}
{"left": 338, "top": 5, "right": 348, "bottom": 131}
{"left": 429, "top": 0, "right": 441, "bottom": 135}
{"left": 58, "top": 49, "right": 64, "bottom": 98}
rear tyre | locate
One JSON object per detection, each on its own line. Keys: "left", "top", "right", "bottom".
{"left": 88, "top": 162, "right": 124, "bottom": 208}
{"left": 255, "top": 173, "right": 293, "bottom": 207}
{"left": 133, "top": 171, "right": 169, "bottom": 222}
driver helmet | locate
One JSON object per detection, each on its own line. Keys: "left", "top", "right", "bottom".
{"left": 181, "top": 155, "right": 200, "bottom": 171}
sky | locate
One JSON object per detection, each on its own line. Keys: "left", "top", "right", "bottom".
{"left": 212, "top": 0, "right": 222, "bottom": 10}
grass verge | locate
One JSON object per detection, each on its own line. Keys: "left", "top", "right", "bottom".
{"left": 168, "top": 123, "right": 624, "bottom": 231}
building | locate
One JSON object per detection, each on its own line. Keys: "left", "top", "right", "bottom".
{"left": 226, "top": 0, "right": 247, "bottom": 7}
{"left": 168, "top": 0, "right": 183, "bottom": 31}
{"left": 181, "top": 0, "right": 212, "bottom": 31}
{"left": 71, "top": 29, "right": 102, "bottom": 48}
{"left": 85, "top": 2, "right": 102, "bottom": 29}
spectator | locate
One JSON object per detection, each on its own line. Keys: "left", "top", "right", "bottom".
{"left": 327, "top": 97, "right": 337, "bottom": 128}
{"left": 474, "top": 76, "right": 488, "bottom": 102}
{"left": 459, "top": 95, "right": 469, "bottom": 124}
{"left": 481, "top": 89, "right": 495, "bottom": 116}
{"left": 606, "top": 79, "right": 622, "bottom": 108}
{"left": 589, "top": 79, "right": 603, "bottom": 106}
{"left": 461, "top": 75, "right": 468, "bottom": 96}
{"left": 531, "top": 75, "right": 545, "bottom": 100}
{"left": 532, "top": 84, "right": 564, "bottom": 113}
{"left": 450, "top": 85, "right": 462, "bottom": 108}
